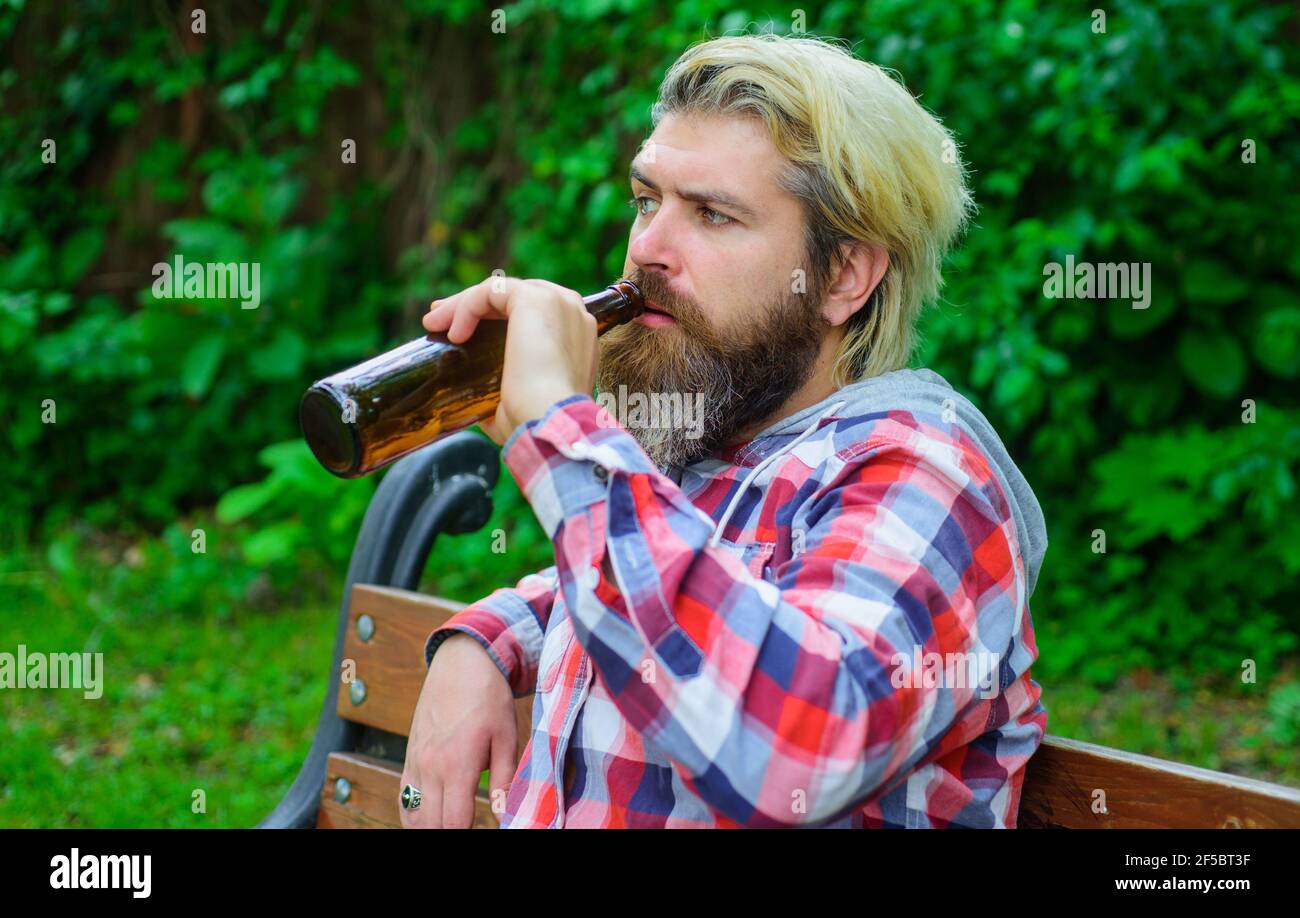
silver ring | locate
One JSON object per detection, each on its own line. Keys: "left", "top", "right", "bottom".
{"left": 400, "top": 784, "right": 422, "bottom": 810}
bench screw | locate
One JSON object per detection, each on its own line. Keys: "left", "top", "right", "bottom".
{"left": 356, "top": 614, "right": 375, "bottom": 642}
{"left": 334, "top": 778, "right": 351, "bottom": 804}
{"left": 350, "top": 678, "right": 367, "bottom": 705}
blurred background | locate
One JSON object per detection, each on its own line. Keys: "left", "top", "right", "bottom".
{"left": 1, "top": 0, "right": 1297, "bottom": 826}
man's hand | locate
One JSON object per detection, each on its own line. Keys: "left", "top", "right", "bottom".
{"left": 399, "top": 633, "right": 519, "bottom": 828}
{"left": 422, "top": 276, "right": 599, "bottom": 446}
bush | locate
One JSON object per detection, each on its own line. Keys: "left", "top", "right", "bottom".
{"left": 1, "top": 0, "right": 1297, "bottom": 684}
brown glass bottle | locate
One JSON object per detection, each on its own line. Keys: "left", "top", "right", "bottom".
{"left": 300, "top": 279, "right": 643, "bottom": 478}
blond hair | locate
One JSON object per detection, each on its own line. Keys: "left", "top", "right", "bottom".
{"left": 651, "top": 33, "right": 975, "bottom": 384}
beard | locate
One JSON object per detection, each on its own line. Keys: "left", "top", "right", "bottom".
{"left": 596, "top": 266, "right": 830, "bottom": 471}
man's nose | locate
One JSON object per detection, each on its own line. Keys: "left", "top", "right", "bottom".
{"left": 628, "top": 208, "right": 680, "bottom": 275}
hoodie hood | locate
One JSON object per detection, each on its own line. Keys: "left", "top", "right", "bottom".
{"left": 692, "top": 367, "right": 1048, "bottom": 598}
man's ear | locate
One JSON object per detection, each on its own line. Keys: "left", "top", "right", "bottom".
{"left": 822, "top": 241, "right": 889, "bottom": 327}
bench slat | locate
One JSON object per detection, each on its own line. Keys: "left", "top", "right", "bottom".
{"left": 339, "top": 584, "right": 534, "bottom": 747}
{"left": 1020, "top": 734, "right": 1300, "bottom": 828}
{"left": 318, "top": 751, "right": 501, "bottom": 829}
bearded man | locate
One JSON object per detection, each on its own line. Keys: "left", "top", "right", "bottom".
{"left": 401, "top": 32, "right": 1048, "bottom": 829}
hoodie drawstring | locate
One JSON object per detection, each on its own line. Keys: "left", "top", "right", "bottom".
{"left": 707, "top": 400, "right": 847, "bottom": 549}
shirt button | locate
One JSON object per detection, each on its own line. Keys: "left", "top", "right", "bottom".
{"left": 582, "top": 567, "right": 599, "bottom": 589}
{"left": 593, "top": 464, "right": 609, "bottom": 481}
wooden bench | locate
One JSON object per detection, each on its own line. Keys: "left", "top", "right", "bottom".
{"left": 260, "top": 433, "right": 1300, "bottom": 829}
{"left": 314, "top": 584, "right": 526, "bottom": 829}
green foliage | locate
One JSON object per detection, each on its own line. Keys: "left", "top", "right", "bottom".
{"left": 0, "top": 0, "right": 1297, "bottom": 695}
{"left": 1074, "top": 409, "right": 1300, "bottom": 681}
{"left": 1262, "top": 681, "right": 1300, "bottom": 748}
{"left": 215, "top": 440, "right": 375, "bottom": 570}
{"left": 878, "top": 0, "right": 1300, "bottom": 684}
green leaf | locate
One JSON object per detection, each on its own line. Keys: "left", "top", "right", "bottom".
{"left": 216, "top": 482, "right": 278, "bottom": 524}
{"left": 1183, "top": 259, "right": 1249, "bottom": 305}
{"left": 46, "top": 534, "right": 78, "bottom": 578}
{"left": 248, "top": 328, "right": 306, "bottom": 380}
{"left": 181, "top": 335, "right": 225, "bottom": 398}
{"left": 257, "top": 440, "right": 309, "bottom": 471}
{"left": 0, "top": 243, "right": 50, "bottom": 288}
{"left": 241, "top": 520, "right": 308, "bottom": 566}
{"left": 258, "top": 178, "right": 302, "bottom": 226}
{"left": 1254, "top": 310, "right": 1300, "bottom": 378}
{"left": 163, "top": 218, "right": 246, "bottom": 258}
{"left": 1176, "top": 329, "right": 1246, "bottom": 398}
{"left": 1107, "top": 291, "right": 1175, "bottom": 339}
{"left": 59, "top": 227, "right": 104, "bottom": 285}
{"left": 41, "top": 292, "right": 74, "bottom": 316}
{"left": 202, "top": 170, "right": 247, "bottom": 221}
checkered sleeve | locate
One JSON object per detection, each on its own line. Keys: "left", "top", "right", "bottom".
{"left": 423, "top": 564, "right": 558, "bottom": 699}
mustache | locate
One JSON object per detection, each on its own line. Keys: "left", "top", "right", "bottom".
{"left": 631, "top": 270, "right": 695, "bottom": 319}
{"left": 627, "top": 269, "right": 727, "bottom": 346}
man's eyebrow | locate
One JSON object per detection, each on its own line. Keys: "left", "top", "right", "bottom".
{"left": 629, "top": 162, "right": 758, "bottom": 220}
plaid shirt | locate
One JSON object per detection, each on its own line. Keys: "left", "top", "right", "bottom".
{"left": 425, "top": 391, "right": 1047, "bottom": 828}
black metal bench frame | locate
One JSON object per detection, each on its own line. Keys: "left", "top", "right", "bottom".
{"left": 258, "top": 433, "right": 499, "bottom": 829}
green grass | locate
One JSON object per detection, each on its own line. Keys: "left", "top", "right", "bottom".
{"left": 2, "top": 523, "right": 1297, "bottom": 827}
{"left": 0, "top": 598, "right": 333, "bottom": 827}
{"left": 0, "top": 481, "right": 550, "bottom": 828}
{"left": 1043, "top": 667, "right": 1300, "bottom": 787}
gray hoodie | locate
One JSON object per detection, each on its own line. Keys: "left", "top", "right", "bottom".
{"left": 669, "top": 366, "right": 1048, "bottom": 598}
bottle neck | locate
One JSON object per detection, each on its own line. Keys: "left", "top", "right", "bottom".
{"left": 585, "top": 279, "right": 644, "bottom": 334}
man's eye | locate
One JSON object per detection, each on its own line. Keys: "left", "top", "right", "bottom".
{"left": 627, "top": 195, "right": 658, "bottom": 217}
{"left": 700, "top": 206, "right": 733, "bottom": 226}
{"left": 627, "top": 195, "right": 733, "bottom": 226}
